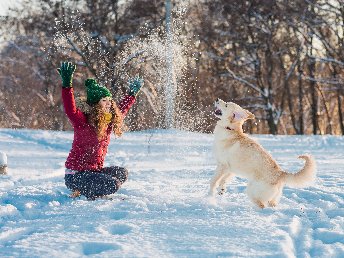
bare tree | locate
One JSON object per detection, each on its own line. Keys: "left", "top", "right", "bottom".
{"left": 1, "top": 0, "right": 343, "bottom": 134}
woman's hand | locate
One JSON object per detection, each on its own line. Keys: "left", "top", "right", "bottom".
{"left": 128, "top": 76, "right": 144, "bottom": 97}
{"left": 57, "top": 62, "right": 76, "bottom": 88}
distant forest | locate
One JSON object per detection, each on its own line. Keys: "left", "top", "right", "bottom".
{"left": 0, "top": 0, "right": 343, "bottom": 135}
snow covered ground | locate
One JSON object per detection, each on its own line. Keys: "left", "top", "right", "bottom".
{"left": 0, "top": 128, "right": 343, "bottom": 257}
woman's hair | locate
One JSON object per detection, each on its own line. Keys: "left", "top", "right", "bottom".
{"left": 88, "top": 100, "right": 123, "bottom": 139}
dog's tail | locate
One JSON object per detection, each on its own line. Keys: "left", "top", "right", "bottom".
{"left": 284, "top": 155, "right": 316, "bottom": 188}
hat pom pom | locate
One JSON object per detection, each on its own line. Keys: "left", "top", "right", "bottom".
{"left": 85, "top": 78, "right": 97, "bottom": 88}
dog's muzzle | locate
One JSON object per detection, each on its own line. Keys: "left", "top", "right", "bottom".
{"left": 214, "top": 109, "right": 222, "bottom": 116}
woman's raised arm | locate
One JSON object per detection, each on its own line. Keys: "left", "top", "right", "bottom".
{"left": 58, "top": 62, "right": 86, "bottom": 125}
{"left": 118, "top": 76, "right": 144, "bottom": 116}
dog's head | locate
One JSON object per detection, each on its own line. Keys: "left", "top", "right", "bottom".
{"left": 214, "top": 98, "right": 255, "bottom": 129}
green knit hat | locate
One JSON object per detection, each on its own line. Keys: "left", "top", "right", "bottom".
{"left": 85, "top": 78, "right": 112, "bottom": 105}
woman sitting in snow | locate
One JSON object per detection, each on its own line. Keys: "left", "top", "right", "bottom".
{"left": 57, "top": 61, "right": 142, "bottom": 200}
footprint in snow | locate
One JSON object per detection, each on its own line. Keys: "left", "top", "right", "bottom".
{"left": 109, "top": 224, "right": 132, "bottom": 235}
{"left": 82, "top": 242, "right": 120, "bottom": 255}
{"left": 110, "top": 211, "right": 129, "bottom": 220}
{"left": 0, "top": 227, "right": 38, "bottom": 246}
{"left": 313, "top": 228, "right": 343, "bottom": 245}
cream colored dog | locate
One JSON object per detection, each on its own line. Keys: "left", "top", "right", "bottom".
{"left": 209, "top": 98, "right": 316, "bottom": 208}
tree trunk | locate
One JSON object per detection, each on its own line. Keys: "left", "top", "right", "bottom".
{"left": 337, "top": 89, "right": 344, "bottom": 135}
{"left": 265, "top": 46, "right": 278, "bottom": 135}
{"left": 317, "top": 85, "right": 333, "bottom": 134}
{"left": 286, "top": 83, "right": 299, "bottom": 134}
{"left": 297, "top": 61, "right": 304, "bottom": 134}
{"left": 308, "top": 53, "right": 318, "bottom": 135}
{"left": 265, "top": 97, "right": 278, "bottom": 135}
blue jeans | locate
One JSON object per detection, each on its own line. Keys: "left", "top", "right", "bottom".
{"left": 65, "top": 166, "right": 128, "bottom": 199}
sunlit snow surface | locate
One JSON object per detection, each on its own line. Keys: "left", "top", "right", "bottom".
{"left": 0, "top": 128, "right": 343, "bottom": 257}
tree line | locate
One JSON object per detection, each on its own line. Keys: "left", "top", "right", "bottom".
{"left": 0, "top": 0, "right": 343, "bottom": 135}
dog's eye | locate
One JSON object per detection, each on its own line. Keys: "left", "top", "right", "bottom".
{"left": 225, "top": 104, "right": 228, "bottom": 107}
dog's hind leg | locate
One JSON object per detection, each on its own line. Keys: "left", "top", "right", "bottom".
{"left": 218, "top": 173, "right": 234, "bottom": 195}
{"left": 254, "top": 199, "right": 265, "bottom": 209}
{"left": 246, "top": 180, "right": 275, "bottom": 209}
{"left": 268, "top": 183, "right": 284, "bottom": 207}
{"left": 209, "top": 164, "right": 228, "bottom": 196}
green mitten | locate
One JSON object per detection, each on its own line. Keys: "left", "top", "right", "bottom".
{"left": 128, "top": 76, "right": 144, "bottom": 97}
{"left": 57, "top": 62, "right": 76, "bottom": 88}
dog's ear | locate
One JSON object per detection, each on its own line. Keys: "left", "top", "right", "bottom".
{"left": 245, "top": 110, "right": 255, "bottom": 120}
{"left": 233, "top": 108, "right": 255, "bottom": 121}
{"left": 233, "top": 109, "right": 248, "bottom": 121}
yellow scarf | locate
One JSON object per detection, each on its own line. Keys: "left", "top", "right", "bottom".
{"left": 102, "top": 112, "right": 112, "bottom": 124}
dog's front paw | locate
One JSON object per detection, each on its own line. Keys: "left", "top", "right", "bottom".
{"left": 268, "top": 200, "right": 277, "bottom": 207}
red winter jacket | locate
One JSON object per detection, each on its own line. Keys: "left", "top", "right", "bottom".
{"left": 62, "top": 87, "right": 135, "bottom": 171}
